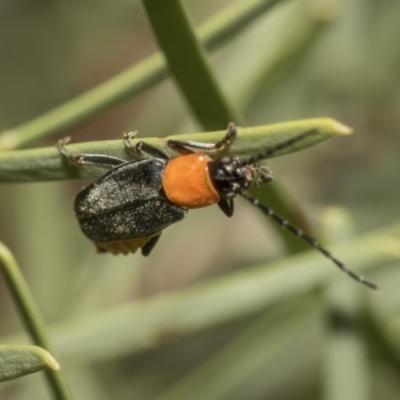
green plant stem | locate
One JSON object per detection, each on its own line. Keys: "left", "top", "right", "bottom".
{"left": 0, "top": 0, "right": 289, "bottom": 151}
{"left": 143, "top": 0, "right": 243, "bottom": 129}
{"left": 201, "top": 0, "right": 292, "bottom": 50}
{"left": 0, "top": 118, "right": 351, "bottom": 182}
{"left": 0, "top": 242, "right": 73, "bottom": 400}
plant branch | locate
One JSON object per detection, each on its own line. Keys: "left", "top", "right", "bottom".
{"left": 0, "top": 118, "right": 351, "bottom": 182}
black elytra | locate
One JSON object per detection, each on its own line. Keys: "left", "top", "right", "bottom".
{"left": 58, "top": 123, "right": 378, "bottom": 289}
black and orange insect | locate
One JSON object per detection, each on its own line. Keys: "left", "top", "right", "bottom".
{"left": 58, "top": 123, "right": 377, "bottom": 289}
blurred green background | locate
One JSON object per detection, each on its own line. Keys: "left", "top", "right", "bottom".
{"left": 1, "top": 0, "right": 400, "bottom": 399}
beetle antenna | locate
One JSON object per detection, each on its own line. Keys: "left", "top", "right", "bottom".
{"left": 239, "top": 191, "right": 379, "bottom": 290}
{"left": 242, "top": 129, "right": 317, "bottom": 165}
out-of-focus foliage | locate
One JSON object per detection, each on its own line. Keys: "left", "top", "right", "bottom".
{"left": 1, "top": 0, "right": 400, "bottom": 399}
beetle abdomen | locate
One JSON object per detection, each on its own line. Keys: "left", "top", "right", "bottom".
{"left": 95, "top": 233, "right": 161, "bottom": 255}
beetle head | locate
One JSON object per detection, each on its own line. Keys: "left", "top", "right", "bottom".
{"left": 209, "top": 156, "right": 273, "bottom": 199}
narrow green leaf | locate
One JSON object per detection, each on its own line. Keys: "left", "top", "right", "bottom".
{"left": 143, "top": 0, "right": 243, "bottom": 129}
{"left": 0, "top": 118, "right": 351, "bottom": 182}
{"left": 201, "top": 0, "right": 292, "bottom": 50}
{"left": 0, "top": 345, "right": 59, "bottom": 382}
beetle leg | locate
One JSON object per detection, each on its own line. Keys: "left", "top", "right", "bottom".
{"left": 167, "top": 140, "right": 195, "bottom": 155}
{"left": 57, "top": 137, "right": 126, "bottom": 167}
{"left": 123, "top": 132, "right": 170, "bottom": 160}
{"left": 167, "top": 122, "right": 237, "bottom": 155}
{"left": 141, "top": 234, "right": 161, "bottom": 256}
{"left": 136, "top": 141, "right": 170, "bottom": 160}
{"left": 214, "top": 122, "right": 237, "bottom": 150}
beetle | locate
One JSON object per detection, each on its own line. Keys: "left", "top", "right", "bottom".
{"left": 58, "top": 123, "right": 377, "bottom": 289}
